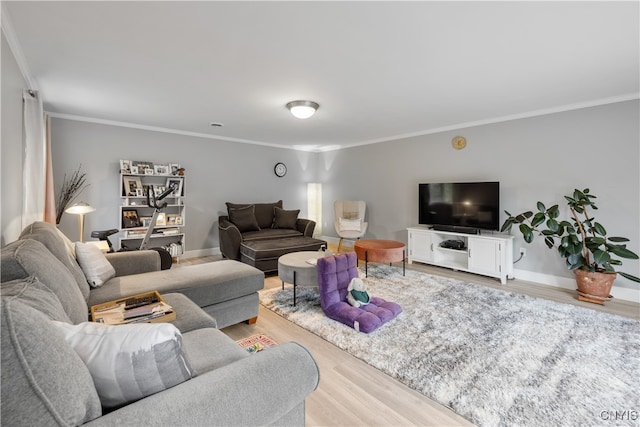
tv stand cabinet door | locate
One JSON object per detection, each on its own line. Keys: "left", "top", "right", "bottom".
{"left": 467, "top": 237, "right": 503, "bottom": 283}
{"left": 408, "top": 229, "right": 433, "bottom": 263}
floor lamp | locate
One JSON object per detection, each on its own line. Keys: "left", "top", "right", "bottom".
{"left": 65, "top": 202, "right": 95, "bottom": 242}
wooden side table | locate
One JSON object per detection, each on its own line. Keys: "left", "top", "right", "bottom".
{"left": 353, "top": 239, "right": 405, "bottom": 277}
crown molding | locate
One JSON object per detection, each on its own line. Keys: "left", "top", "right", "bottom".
{"left": 1, "top": 3, "right": 38, "bottom": 90}
{"left": 348, "top": 93, "right": 640, "bottom": 149}
{"left": 47, "top": 93, "right": 639, "bottom": 153}
{"left": 45, "top": 112, "right": 301, "bottom": 151}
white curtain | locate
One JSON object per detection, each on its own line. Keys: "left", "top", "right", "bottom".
{"left": 22, "top": 89, "right": 46, "bottom": 228}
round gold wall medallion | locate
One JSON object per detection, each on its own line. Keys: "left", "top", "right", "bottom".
{"left": 452, "top": 136, "right": 467, "bottom": 150}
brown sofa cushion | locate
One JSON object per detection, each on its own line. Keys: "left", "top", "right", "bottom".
{"left": 228, "top": 205, "right": 260, "bottom": 232}
{"left": 272, "top": 207, "right": 300, "bottom": 230}
{"left": 226, "top": 200, "right": 283, "bottom": 230}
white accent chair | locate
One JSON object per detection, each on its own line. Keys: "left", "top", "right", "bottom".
{"left": 334, "top": 200, "right": 368, "bottom": 252}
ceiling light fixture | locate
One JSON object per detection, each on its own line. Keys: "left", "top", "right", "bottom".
{"left": 286, "top": 100, "right": 319, "bottom": 119}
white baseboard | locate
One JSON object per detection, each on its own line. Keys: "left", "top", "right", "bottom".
{"left": 514, "top": 268, "right": 639, "bottom": 303}
{"left": 181, "top": 247, "right": 220, "bottom": 260}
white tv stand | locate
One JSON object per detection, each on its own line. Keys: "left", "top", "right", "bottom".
{"left": 407, "top": 225, "right": 514, "bottom": 284}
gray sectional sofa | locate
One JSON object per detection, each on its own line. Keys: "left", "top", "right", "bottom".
{"left": 1, "top": 221, "right": 320, "bottom": 426}
{"left": 219, "top": 200, "right": 327, "bottom": 273}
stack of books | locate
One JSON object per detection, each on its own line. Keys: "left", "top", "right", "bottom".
{"left": 91, "top": 291, "right": 175, "bottom": 325}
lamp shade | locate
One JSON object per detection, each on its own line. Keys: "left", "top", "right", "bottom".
{"left": 286, "top": 100, "right": 319, "bottom": 119}
{"left": 65, "top": 201, "right": 96, "bottom": 215}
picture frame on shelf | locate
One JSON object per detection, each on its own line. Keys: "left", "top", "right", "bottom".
{"left": 123, "top": 176, "right": 143, "bottom": 196}
{"left": 130, "top": 165, "right": 139, "bottom": 174}
{"left": 120, "top": 159, "right": 131, "bottom": 174}
{"left": 153, "top": 185, "right": 166, "bottom": 197}
{"left": 165, "top": 177, "right": 183, "bottom": 196}
{"left": 122, "top": 208, "right": 141, "bottom": 228}
{"left": 154, "top": 164, "right": 169, "bottom": 175}
{"left": 135, "top": 188, "right": 144, "bottom": 197}
{"left": 156, "top": 212, "right": 167, "bottom": 227}
{"left": 167, "top": 214, "right": 183, "bottom": 226}
{"left": 169, "top": 163, "right": 181, "bottom": 175}
{"left": 132, "top": 160, "right": 153, "bottom": 175}
{"left": 140, "top": 216, "right": 153, "bottom": 227}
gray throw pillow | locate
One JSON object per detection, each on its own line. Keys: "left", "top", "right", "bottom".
{"left": 228, "top": 205, "right": 260, "bottom": 232}
{"left": 75, "top": 242, "right": 116, "bottom": 288}
{"left": 0, "top": 276, "right": 72, "bottom": 323}
{"left": 53, "top": 321, "right": 195, "bottom": 409}
{"left": 272, "top": 207, "right": 300, "bottom": 230}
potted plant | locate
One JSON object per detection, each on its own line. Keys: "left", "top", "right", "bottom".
{"left": 501, "top": 188, "right": 639, "bottom": 304}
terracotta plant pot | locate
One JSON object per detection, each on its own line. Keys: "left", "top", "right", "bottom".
{"left": 574, "top": 269, "right": 616, "bottom": 305}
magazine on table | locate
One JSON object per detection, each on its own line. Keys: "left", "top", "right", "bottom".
{"left": 93, "top": 301, "right": 173, "bottom": 325}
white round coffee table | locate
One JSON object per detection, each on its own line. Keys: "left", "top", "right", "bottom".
{"left": 278, "top": 251, "right": 326, "bottom": 306}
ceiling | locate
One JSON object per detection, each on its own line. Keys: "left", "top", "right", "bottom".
{"left": 3, "top": 1, "right": 639, "bottom": 152}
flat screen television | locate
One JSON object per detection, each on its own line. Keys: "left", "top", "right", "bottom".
{"left": 418, "top": 182, "right": 500, "bottom": 234}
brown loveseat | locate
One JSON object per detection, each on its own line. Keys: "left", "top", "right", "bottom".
{"left": 218, "top": 200, "right": 326, "bottom": 273}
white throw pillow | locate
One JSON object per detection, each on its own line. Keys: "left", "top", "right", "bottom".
{"left": 75, "top": 242, "right": 116, "bottom": 287}
{"left": 339, "top": 218, "right": 361, "bottom": 232}
{"left": 52, "top": 320, "right": 195, "bottom": 408}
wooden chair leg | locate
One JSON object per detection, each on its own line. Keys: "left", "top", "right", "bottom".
{"left": 246, "top": 317, "right": 258, "bottom": 325}
{"left": 337, "top": 237, "right": 344, "bottom": 253}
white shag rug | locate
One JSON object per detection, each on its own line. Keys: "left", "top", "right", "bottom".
{"left": 260, "top": 264, "right": 640, "bottom": 427}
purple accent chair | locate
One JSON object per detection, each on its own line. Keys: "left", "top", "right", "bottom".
{"left": 316, "top": 252, "right": 402, "bottom": 333}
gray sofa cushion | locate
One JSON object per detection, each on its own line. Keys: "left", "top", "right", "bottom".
{"left": 0, "top": 276, "right": 72, "bottom": 323}
{"left": 1, "top": 299, "right": 101, "bottom": 427}
{"left": 1, "top": 239, "right": 89, "bottom": 324}
{"left": 88, "top": 260, "right": 264, "bottom": 309}
{"left": 161, "top": 293, "right": 218, "bottom": 332}
{"left": 227, "top": 200, "right": 283, "bottom": 229}
{"left": 19, "top": 221, "right": 91, "bottom": 301}
{"left": 181, "top": 328, "right": 249, "bottom": 374}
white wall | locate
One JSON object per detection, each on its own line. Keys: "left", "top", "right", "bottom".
{"left": 1, "top": 32, "right": 28, "bottom": 245}
{"left": 319, "top": 101, "right": 639, "bottom": 300}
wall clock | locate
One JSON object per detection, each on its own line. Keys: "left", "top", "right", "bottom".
{"left": 274, "top": 162, "right": 287, "bottom": 177}
{"left": 452, "top": 136, "right": 467, "bottom": 150}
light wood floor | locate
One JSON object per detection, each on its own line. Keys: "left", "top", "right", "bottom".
{"left": 178, "top": 244, "right": 639, "bottom": 427}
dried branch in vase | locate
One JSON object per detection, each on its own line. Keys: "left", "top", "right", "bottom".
{"left": 55, "top": 165, "right": 89, "bottom": 224}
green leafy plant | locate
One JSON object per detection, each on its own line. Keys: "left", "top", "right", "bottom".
{"left": 501, "top": 188, "right": 640, "bottom": 283}
{"left": 55, "top": 165, "right": 89, "bottom": 224}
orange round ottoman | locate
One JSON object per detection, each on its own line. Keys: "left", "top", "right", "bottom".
{"left": 353, "top": 239, "right": 405, "bottom": 277}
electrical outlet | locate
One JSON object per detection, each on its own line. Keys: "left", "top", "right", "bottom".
{"left": 519, "top": 247, "right": 526, "bottom": 257}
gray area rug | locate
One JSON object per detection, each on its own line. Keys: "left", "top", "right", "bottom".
{"left": 260, "top": 264, "right": 640, "bottom": 427}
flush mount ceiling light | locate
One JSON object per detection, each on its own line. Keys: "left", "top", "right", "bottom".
{"left": 286, "top": 100, "right": 319, "bottom": 119}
